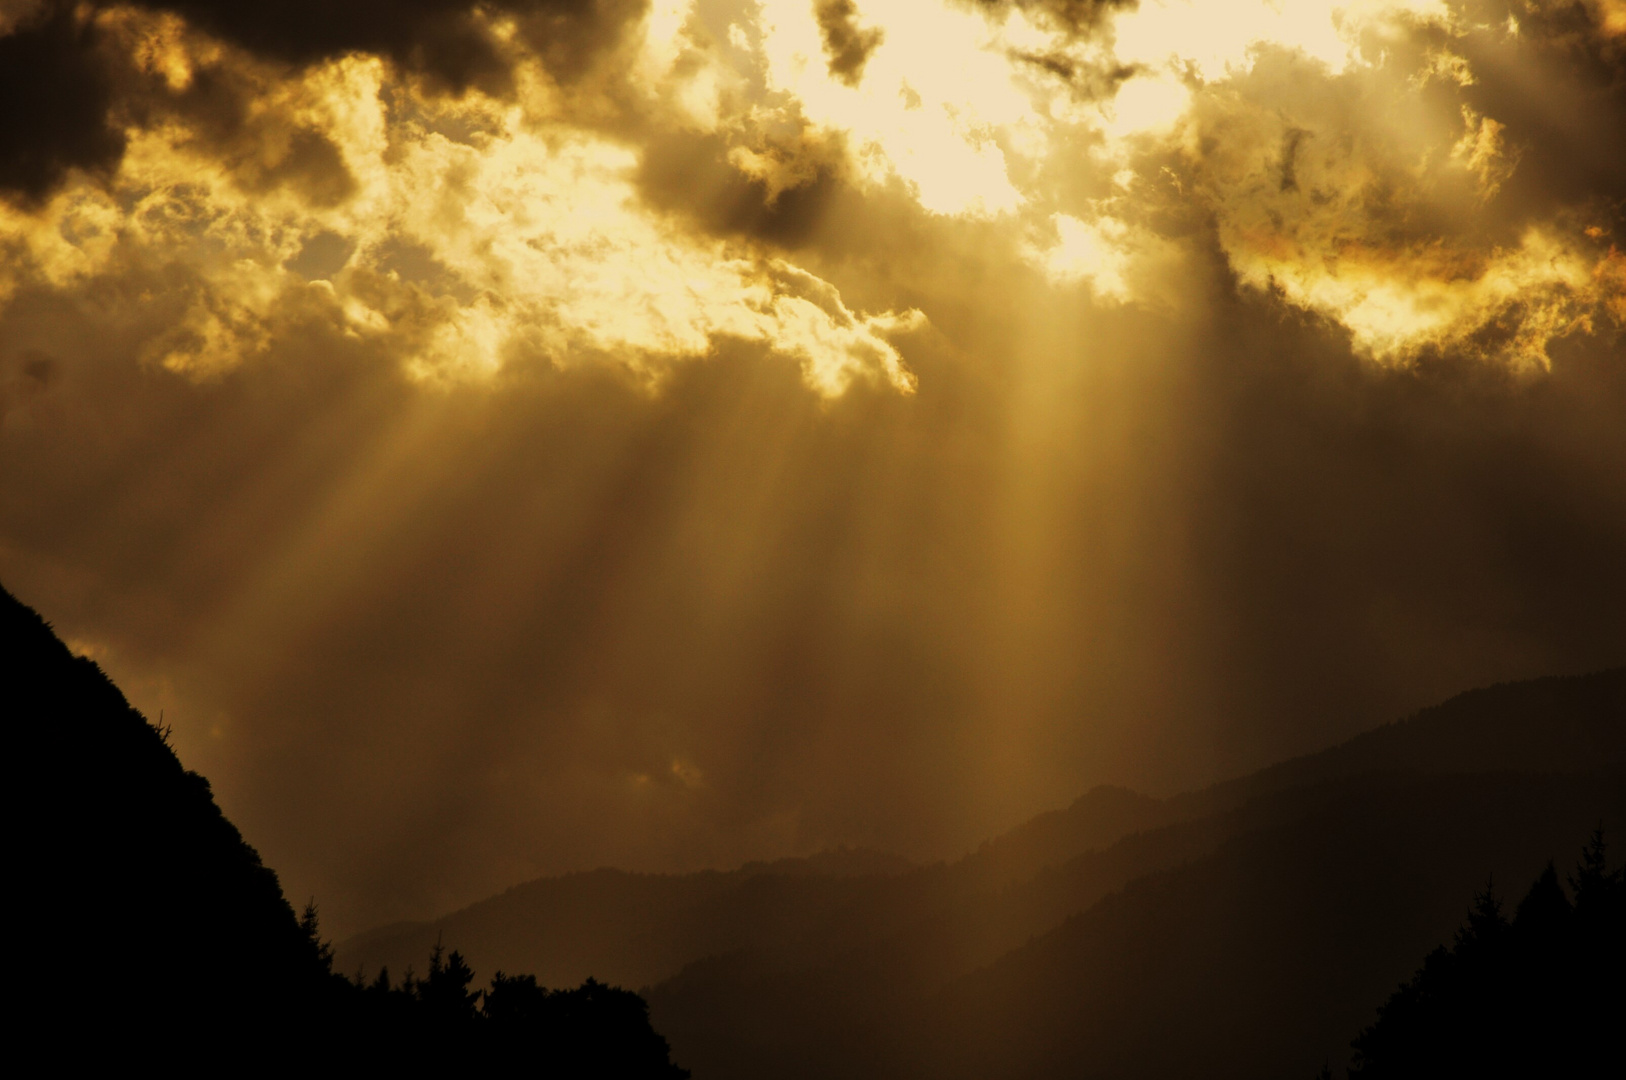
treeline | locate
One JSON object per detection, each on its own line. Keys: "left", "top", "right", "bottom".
{"left": 297, "top": 911, "right": 689, "bottom": 1075}
{"left": 1325, "top": 829, "right": 1624, "bottom": 1078}
{"left": 6, "top": 582, "right": 687, "bottom": 1076}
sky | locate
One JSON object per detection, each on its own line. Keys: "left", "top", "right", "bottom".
{"left": 2, "top": 0, "right": 1624, "bottom": 934}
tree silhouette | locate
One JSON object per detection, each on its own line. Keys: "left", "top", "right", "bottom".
{"left": 484, "top": 970, "right": 548, "bottom": 1026}
{"left": 1345, "top": 831, "right": 1624, "bottom": 1077}
{"left": 295, "top": 906, "right": 690, "bottom": 1074}
{"left": 419, "top": 941, "right": 482, "bottom": 1024}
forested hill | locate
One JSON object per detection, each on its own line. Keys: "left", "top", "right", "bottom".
{"left": 6, "top": 583, "right": 690, "bottom": 1075}
{"left": 6, "top": 582, "right": 324, "bottom": 1061}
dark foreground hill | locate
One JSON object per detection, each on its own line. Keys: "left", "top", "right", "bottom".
{"left": 7, "top": 583, "right": 327, "bottom": 1064}
{"left": 5, "top": 584, "right": 688, "bottom": 1075}
{"left": 340, "top": 667, "right": 1625, "bottom": 1079}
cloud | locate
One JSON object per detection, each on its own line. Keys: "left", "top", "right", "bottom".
{"left": 144, "top": 0, "right": 509, "bottom": 88}
{"left": 0, "top": 2, "right": 923, "bottom": 395}
{"left": 1010, "top": 0, "right": 1626, "bottom": 365}
{"left": 0, "top": 5, "right": 125, "bottom": 202}
{"left": 12, "top": 0, "right": 1615, "bottom": 371}
{"left": 815, "top": 0, "right": 885, "bottom": 86}
{"left": 1169, "top": 36, "right": 1621, "bottom": 367}
{"left": 136, "top": 0, "right": 655, "bottom": 93}
{"left": 0, "top": 0, "right": 659, "bottom": 205}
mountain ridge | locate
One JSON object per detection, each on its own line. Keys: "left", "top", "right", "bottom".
{"left": 337, "top": 667, "right": 1625, "bottom": 993}
{"left": 876, "top": 769, "right": 1625, "bottom": 1080}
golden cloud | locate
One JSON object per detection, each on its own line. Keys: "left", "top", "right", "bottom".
{"left": 1162, "top": 12, "right": 1622, "bottom": 367}
{"left": 2, "top": 0, "right": 1622, "bottom": 384}
{"left": 0, "top": 3, "right": 924, "bottom": 395}
{"left": 1008, "top": 0, "right": 1624, "bottom": 366}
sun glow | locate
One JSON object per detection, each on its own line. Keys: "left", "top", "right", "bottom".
{"left": 754, "top": 0, "right": 1037, "bottom": 215}
{"left": 1, "top": 0, "right": 1623, "bottom": 388}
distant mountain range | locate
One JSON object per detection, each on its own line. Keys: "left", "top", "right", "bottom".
{"left": 338, "top": 669, "right": 1625, "bottom": 1079}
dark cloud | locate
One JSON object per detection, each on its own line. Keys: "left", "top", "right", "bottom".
{"left": 635, "top": 128, "right": 848, "bottom": 246}
{"left": 147, "top": 0, "right": 653, "bottom": 91}
{"left": 0, "top": 0, "right": 653, "bottom": 207}
{"left": 0, "top": 6, "right": 124, "bottom": 203}
{"left": 152, "top": 0, "right": 510, "bottom": 89}
{"left": 1006, "top": 48, "right": 1136, "bottom": 101}
{"left": 509, "top": 0, "right": 650, "bottom": 85}
{"left": 114, "top": 43, "right": 362, "bottom": 206}
{"left": 968, "top": 0, "right": 1133, "bottom": 36}
{"left": 286, "top": 231, "right": 356, "bottom": 280}
{"left": 1454, "top": 2, "right": 1626, "bottom": 223}
{"left": 816, "top": 0, "right": 884, "bottom": 86}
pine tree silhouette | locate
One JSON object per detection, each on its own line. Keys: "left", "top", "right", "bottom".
{"left": 420, "top": 941, "right": 482, "bottom": 1023}
{"left": 1345, "top": 832, "right": 1625, "bottom": 1078}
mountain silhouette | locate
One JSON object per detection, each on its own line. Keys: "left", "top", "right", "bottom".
{"left": 15, "top": 573, "right": 1615, "bottom": 1076}
{"left": 7, "top": 583, "right": 328, "bottom": 1064}
{"left": 5, "top": 582, "right": 690, "bottom": 1075}
{"left": 337, "top": 667, "right": 1623, "bottom": 1079}
{"left": 867, "top": 773, "right": 1622, "bottom": 1080}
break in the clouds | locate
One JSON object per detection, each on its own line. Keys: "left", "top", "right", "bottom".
{"left": 4, "top": 0, "right": 1624, "bottom": 385}
{"left": 3, "top": 0, "right": 1624, "bottom": 930}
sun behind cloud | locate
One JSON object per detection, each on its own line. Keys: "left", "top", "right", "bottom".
{"left": 5, "top": 0, "right": 1625, "bottom": 384}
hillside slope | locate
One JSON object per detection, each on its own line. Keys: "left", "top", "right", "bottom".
{"left": 7, "top": 581, "right": 695, "bottom": 1074}
{"left": 6, "top": 584, "right": 327, "bottom": 1060}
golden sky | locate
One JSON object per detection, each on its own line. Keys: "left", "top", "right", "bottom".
{"left": 3, "top": 0, "right": 1625, "bottom": 932}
